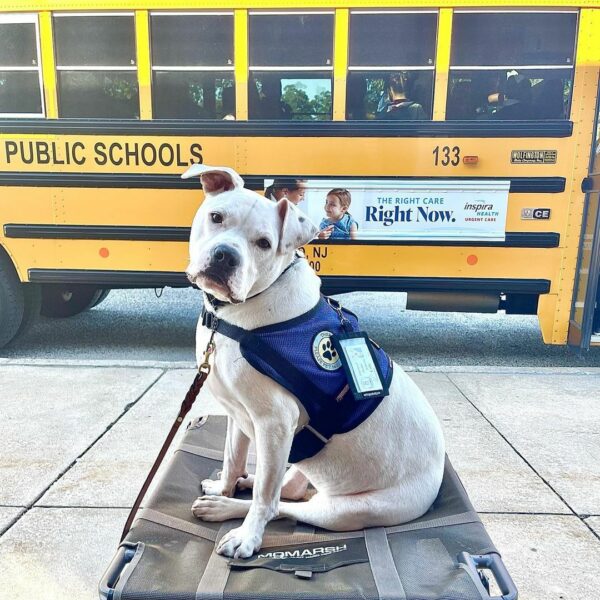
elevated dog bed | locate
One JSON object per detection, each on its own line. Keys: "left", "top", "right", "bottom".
{"left": 100, "top": 415, "right": 518, "bottom": 600}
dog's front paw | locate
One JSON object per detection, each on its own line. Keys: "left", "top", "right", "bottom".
{"left": 216, "top": 526, "right": 261, "bottom": 559}
{"left": 201, "top": 478, "right": 231, "bottom": 497}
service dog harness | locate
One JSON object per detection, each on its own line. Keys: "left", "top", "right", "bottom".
{"left": 201, "top": 296, "right": 393, "bottom": 463}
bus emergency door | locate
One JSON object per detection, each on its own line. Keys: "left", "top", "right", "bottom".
{"left": 569, "top": 77, "right": 600, "bottom": 350}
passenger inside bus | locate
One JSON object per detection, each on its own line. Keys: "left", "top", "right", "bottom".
{"left": 249, "top": 75, "right": 296, "bottom": 119}
{"left": 376, "top": 72, "right": 427, "bottom": 120}
{"left": 489, "top": 73, "right": 533, "bottom": 120}
{"left": 346, "top": 71, "right": 433, "bottom": 120}
{"left": 447, "top": 71, "right": 568, "bottom": 120}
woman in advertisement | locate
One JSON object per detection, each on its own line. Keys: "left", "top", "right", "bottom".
{"left": 264, "top": 178, "right": 307, "bottom": 205}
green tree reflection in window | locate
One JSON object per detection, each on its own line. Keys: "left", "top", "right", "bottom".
{"left": 103, "top": 76, "right": 138, "bottom": 101}
{"left": 281, "top": 81, "right": 331, "bottom": 120}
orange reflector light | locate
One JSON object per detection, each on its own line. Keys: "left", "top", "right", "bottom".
{"left": 463, "top": 155, "right": 479, "bottom": 165}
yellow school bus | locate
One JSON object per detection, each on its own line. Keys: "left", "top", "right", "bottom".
{"left": 0, "top": 1, "right": 599, "bottom": 348}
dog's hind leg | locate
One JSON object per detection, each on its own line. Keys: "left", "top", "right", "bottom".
{"left": 237, "top": 466, "right": 309, "bottom": 500}
{"left": 192, "top": 495, "right": 251, "bottom": 521}
{"left": 280, "top": 467, "right": 310, "bottom": 500}
{"left": 277, "top": 483, "right": 431, "bottom": 531}
{"left": 194, "top": 467, "right": 310, "bottom": 522}
{"left": 192, "top": 483, "right": 429, "bottom": 530}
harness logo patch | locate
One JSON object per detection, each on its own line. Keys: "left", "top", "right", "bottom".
{"left": 312, "top": 331, "right": 342, "bottom": 371}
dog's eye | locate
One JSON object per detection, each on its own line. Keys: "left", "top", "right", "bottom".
{"left": 256, "top": 238, "right": 271, "bottom": 250}
{"left": 210, "top": 212, "right": 223, "bottom": 224}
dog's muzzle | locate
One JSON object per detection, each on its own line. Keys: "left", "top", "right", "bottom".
{"left": 192, "top": 243, "right": 242, "bottom": 295}
{"left": 209, "top": 244, "right": 240, "bottom": 276}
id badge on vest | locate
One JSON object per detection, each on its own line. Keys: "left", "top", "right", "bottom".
{"left": 332, "top": 332, "right": 389, "bottom": 402}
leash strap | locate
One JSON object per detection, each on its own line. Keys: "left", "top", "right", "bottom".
{"left": 120, "top": 370, "right": 209, "bottom": 542}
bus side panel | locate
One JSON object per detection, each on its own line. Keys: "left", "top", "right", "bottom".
{"left": 0, "top": 186, "right": 56, "bottom": 282}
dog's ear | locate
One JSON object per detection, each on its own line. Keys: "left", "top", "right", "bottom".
{"left": 276, "top": 199, "right": 318, "bottom": 253}
{"left": 181, "top": 164, "right": 245, "bottom": 195}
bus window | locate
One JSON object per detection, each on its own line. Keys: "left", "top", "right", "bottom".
{"left": 151, "top": 13, "right": 235, "bottom": 119}
{"left": 248, "top": 12, "right": 333, "bottom": 120}
{"left": 54, "top": 13, "right": 139, "bottom": 118}
{"left": 347, "top": 71, "right": 434, "bottom": 121}
{"left": 447, "top": 11, "right": 577, "bottom": 120}
{"left": 346, "top": 11, "right": 437, "bottom": 120}
{"left": 249, "top": 72, "right": 332, "bottom": 120}
{"left": 0, "top": 15, "right": 43, "bottom": 117}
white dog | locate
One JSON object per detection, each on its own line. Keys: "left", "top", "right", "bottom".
{"left": 184, "top": 165, "right": 445, "bottom": 559}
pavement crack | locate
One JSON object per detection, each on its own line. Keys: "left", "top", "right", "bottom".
{"left": 0, "top": 369, "right": 167, "bottom": 539}
{"left": 32, "top": 505, "right": 133, "bottom": 510}
{"left": 445, "top": 374, "right": 600, "bottom": 544}
{"left": 478, "top": 511, "right": 576, "bottom": 516}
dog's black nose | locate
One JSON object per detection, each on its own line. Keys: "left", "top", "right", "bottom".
{"left": 210, "top": 244, "right": 240, "bottom": 271}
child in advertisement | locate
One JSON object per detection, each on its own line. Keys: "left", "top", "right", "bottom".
{"left": 317, "top": 188, "right": 358, "bottom": 240}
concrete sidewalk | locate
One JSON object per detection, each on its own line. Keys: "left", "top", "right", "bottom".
{"left": 0, "top": 360, "right": 598, "bottom": 600}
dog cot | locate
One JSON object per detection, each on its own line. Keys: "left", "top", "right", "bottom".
{"left": 100, "top": 415, "right": 518, "bottom": 600}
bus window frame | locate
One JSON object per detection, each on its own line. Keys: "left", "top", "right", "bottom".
{"left": 447, "top": 8, "right": 579, "bottom": 121}
{"left": 0, "top": 13, "right": 45, "bottom": 118}
{"left": 149, "top": 10, "right": 236, "bottom": 120}
{"left": 346, "top": 9, "right": 438, "bottom": 121}
{"left": 248, "top": 9, "right": 335, "bottom": 121}
{"left": 53, "top": 11, "right": 139, "bottom": 119}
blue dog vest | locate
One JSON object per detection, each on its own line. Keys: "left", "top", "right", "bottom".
{"left": 202, "top": 297, "right": 393, "bottom": 463}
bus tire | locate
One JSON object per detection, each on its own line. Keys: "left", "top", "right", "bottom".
{"left": 0, "top": 250, "right": 25, "bottom": 347}
{"left": 14, "top": 284, "right": 42, "bottom": 339}
{"left": 40, "top": 284, "right": 104, "bottom": 318}
{"left": 91, "top": 289, "right": 111, "bottom": 309}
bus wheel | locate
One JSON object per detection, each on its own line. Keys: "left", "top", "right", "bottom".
{"left": 0, "top": 251, "right": 25, "bottom": 347}
{"left": 91, "top": 289, "right": 111, "bottom": 309}
{"left": 40, "top": 284, "right": 104, "bottom": 318}
{"left": 16, "top": 284, "right": 42, "bottom": 337}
